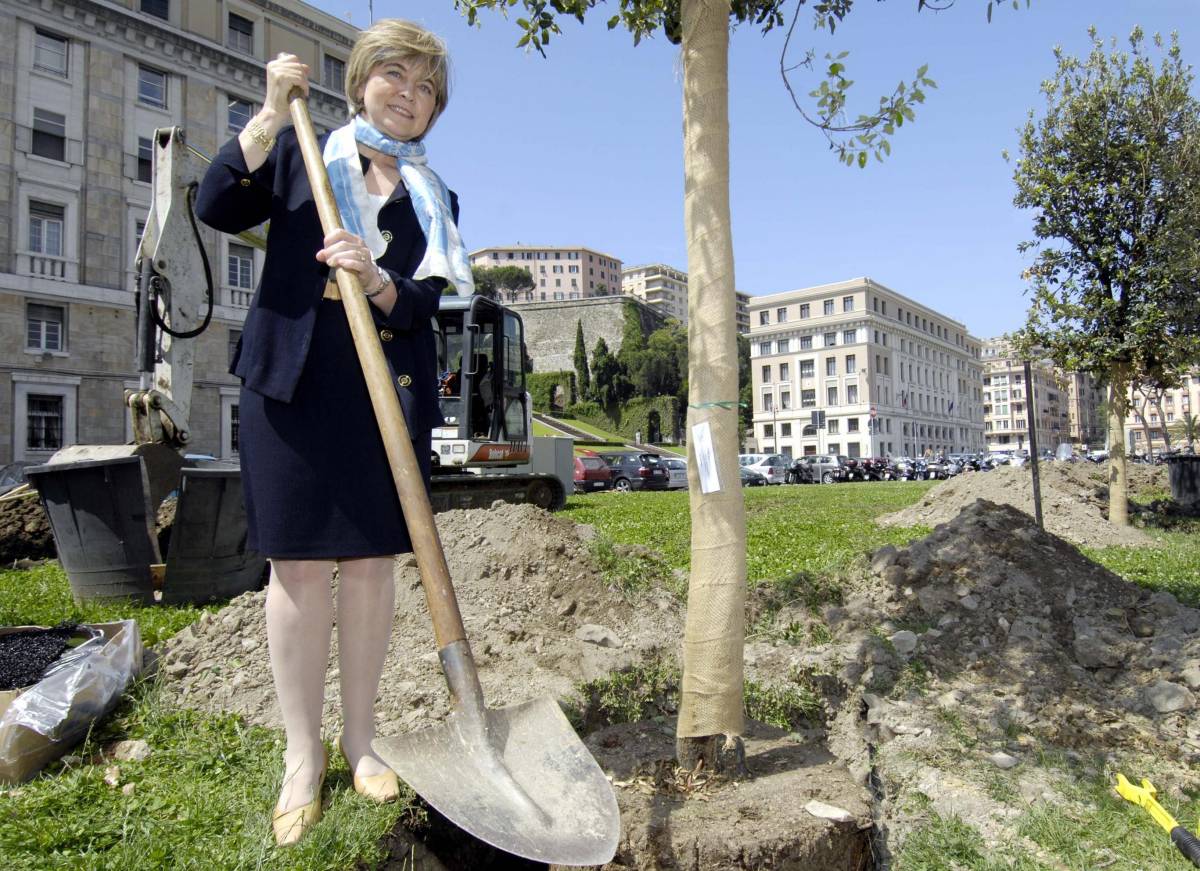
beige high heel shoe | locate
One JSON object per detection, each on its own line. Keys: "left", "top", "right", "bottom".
{"left": 339, "top": 735, "right": 400, "bottom": 803}
{"left": 272, "top": 748, "right": 328, "bottom": 847}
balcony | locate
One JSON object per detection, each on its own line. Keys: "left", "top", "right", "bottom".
{"left": 226, "top": 285, "right": 253, "bottom": 308}
{"left": 20, "top": 251, "right": 75, "bottom": 281}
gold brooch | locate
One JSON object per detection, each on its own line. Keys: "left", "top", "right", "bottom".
{"left": 397, "top": 374, "right": 412, "bottom": 387}
{"left": 381, "top": 230, "right": 394, "bottom": 244}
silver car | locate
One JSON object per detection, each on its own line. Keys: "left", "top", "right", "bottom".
{"left": 662, "top": 457, "right": 688, "bottom": 490}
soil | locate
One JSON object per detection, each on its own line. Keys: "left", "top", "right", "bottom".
{"left": 0, "top": 493, "right": 55, "bottom": 565}
{"left": 142, "top": 489, "right": 1200, "bottom": 867}
{"left": 876, "top": 462, "right": 1168, "bottom": 547}
{"left": 0, "top": 624, "right": 79, "bottom": 690}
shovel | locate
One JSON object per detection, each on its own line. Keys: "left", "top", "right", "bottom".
{"left": 286, "top": 93, "right": 619, "bottom": 866}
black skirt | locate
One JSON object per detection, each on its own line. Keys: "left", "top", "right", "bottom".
{"left": 238, "top": 299, "right": 431, "bottom": 559}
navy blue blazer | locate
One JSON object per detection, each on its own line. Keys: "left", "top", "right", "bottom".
{"left": 195, "top": 126, "right": 453, "bottom": 434}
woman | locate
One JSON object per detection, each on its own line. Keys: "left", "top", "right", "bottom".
{"left": 195, "top": 19, "right": 470, "bottom": 846}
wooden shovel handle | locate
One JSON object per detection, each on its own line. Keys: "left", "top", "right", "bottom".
{"left": 287, "top": 90, "right": 466, "bottom": 651}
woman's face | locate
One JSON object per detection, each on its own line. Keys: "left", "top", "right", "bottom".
{"left": 357, "top": 58, "right": 437, "bottom": 141}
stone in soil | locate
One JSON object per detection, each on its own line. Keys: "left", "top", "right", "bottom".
{"left": 586, "top": 719, "right": 871, "bottom": 870}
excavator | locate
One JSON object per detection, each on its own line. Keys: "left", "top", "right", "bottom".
{"left": 27, "top": 127, "right": 565, "bottom": 605}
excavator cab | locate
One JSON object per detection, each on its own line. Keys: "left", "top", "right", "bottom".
{"left": 434, "top": 295, "right": 530, "bottom": 465}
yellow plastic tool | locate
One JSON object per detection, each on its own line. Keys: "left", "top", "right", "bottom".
{"left": 1115, "top": 774, "right": 1200, "bottom": 867}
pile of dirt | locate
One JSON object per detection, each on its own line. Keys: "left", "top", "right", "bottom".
{"left": 158, "top": 503, "right": 685, "bottom": 736}
{"left": 0, "top": 493, "right": 54, "bottom": 564}
{"left": 876, "top": 463, "right": 1167, "bottom": 547}
{"left": 745, "top": 498, "right": 1200, "bottom": 861}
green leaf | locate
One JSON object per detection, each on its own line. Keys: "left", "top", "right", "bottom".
{"left": 857, "top": 151, "right": 868, "bottom": 168}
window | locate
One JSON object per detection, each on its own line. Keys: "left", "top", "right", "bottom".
{"left": 138, "top": 65, "right": 167, "bottom": 108}
{"left": 823, "top": 299, "right": 834, "bottom": 315}
{"left": 759, "top": 311, "right": 769, "bottom": 326}
{"left": 800, "top": 303, "right": 810, "bottom": 319}
{"left": 759, "top": 341, "right": 771, "bottom": 355}
{"left": 779, "top": 363, "right": 789, "bottom": 382}
{"left": 847, "top": 385, "right": 859, "bottom": 404}
{"left": 780, "top": 391, "right": 791, "bottom": 410}
{"left": 141, "top": 0, "right": 169, "bottom": 19}
{"left": 227, "top": 243, "right": 254, "bottom": 289}
{"left": 27, "top": 395, "right": 64, "bottom": 450}
{"left": 229, "top": 402, "right": 240, "bottom": 454}
{"left": 824, "top": 332, "right": 837, "bottom": 347}
{"left": 34, "top": 30, "right": 68, "bottom": 76}
{"left": 843, "top": 329, "right": 856, "bottom": 344}
{"left": 227, "top": 13, "right": 254, "bottom": 54}
{"left": 800, "top": 335, "right": 813, "bottom": 350}
{"left": 801, "top": 389, "right": 816, "bottom": 408}
{"left": 827, "top": 386, "right": 838, "bottom": 405}
{"left": 31, "top": 109, "right": 66, "bottom": 161}
{"left": 761, "top": 365, "right": 771, "bottom": 384}
{"left": 800, "top": 359, "right": 814, "bottom": 378}
{"left": 228, "top": 98, "right": 253, "bottom": 132}
{"left": 845, "top": 354, "right": 856, "bottom": 374}
{"left": 777, "top": 339, "right": 789, "bottom": 354}
{"left": 762, "top": 392, "right": 774, "bottom": 411}
{"left": 228, "top": 329, "right": 242, "bottom": 367}
{"left": 324, "top": 54, "right": 346, "bottom": 89}
{"left": 763, "top": 424, "right": 774, "bottom": 438}
{"left": 828, "top": 443, "right": 840, "bottom": 455}
{"left": 828, "top": 419, "right": 840, "bottom": 434}
{"left": 843, "top": 296, "right": 854, "bottom": 312}
{"left": 29, "top": 201, "right": 65, "bottom": 256}
{"left": 27, "top": 303, "right": 64, "bottom": 351}
{"left": 826, "top": 357, "right": 836, "bottom": 377}
{"left": 137, "top": 137, "right": 153, "bottom": 182}
{"left": 776, "top": 307, "right": 788, "bottom": 323}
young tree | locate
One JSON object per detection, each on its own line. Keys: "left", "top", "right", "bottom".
{"left": 573, "top": 320, "right": 591, "bottom": 399}
{"left": 458, "top": 0, "right": 1023, "bottom": 766}
{"left": 1168, "top": 411, "right": 1199, "bottom": 452}
{"left": 1012, "top": 29, "right": 1200, "bottom": 526}
{"left": 472, "top": 265, "right": 536, "bottom": 301}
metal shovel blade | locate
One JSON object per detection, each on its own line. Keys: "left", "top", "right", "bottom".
{"left": 374, "top": 694, "right": 619, "bottom": 866}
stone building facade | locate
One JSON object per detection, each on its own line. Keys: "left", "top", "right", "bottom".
{"left": 1126, "top": 370, "right": 1200, "bottom": 456}
{"left": 4, "top": 0, "right": 355, "bottom": 463}
{"left": 748, "top": 278, "right": 985, "bottom": 459}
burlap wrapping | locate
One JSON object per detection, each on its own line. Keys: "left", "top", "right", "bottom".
{"left": 676, "top": 0, "right": 746, "bottom": 740}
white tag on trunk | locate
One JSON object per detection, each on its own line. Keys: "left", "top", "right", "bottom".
{"left": 691, "top": 420, "right": 721, "bottom": 493}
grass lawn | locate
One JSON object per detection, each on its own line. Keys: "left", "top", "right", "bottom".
{"left": 565, "top": 481, "right": 939, "bottom": 587}
{"left": 4, "top": 482, "right": 1197, "bottom": 869}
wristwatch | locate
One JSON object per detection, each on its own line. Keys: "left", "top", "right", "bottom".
{"left": 363, "top": 262, "right": 391, "bottom": 298}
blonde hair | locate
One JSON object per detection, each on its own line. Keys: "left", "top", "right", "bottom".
{"left": 344, "top": 19, "right": 450, "bottom": 136}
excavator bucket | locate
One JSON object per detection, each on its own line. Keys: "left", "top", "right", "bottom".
{"left": 27, "top": 445, "right": 265, "bottom": 604}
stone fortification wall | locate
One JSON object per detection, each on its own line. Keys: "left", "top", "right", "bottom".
{"left": 515, "top": 296, "right": 666, "bottom": 373}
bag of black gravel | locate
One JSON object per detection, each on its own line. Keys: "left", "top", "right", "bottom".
{"left": 0, "top": 620, "right": 142, "bottom": 784}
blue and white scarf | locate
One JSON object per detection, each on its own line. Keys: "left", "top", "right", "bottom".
{"left": 323, "top": 115, "right": 473, "bottom": 296}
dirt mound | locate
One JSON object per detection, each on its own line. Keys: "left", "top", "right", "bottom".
{"left": 159, "top": 503, "right": 684, "bottom": 735}
{"left": 741, "top": 499, "right": 1200, "bottom": 861}
{"left": 0, "top": 493, "right": 55, "bottom": 564}
{"left": 876, "top": 463, "right": 1167, "bottom": 547}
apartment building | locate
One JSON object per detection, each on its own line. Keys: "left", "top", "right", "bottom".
{"left": 981, "top": 339, "right": 1071, "bottom": 455}
{"left": 748, "top": 278, "right": 984, "bottom": 459}
{"left": 620, "top": 263, "right": 752, "bottom": 334}
{"left": 3, "top": 0, "right": 355, "bottom": 464}
{"left": 1126, "top": 371, "right": 1200, "bottom": 455}
{"left": 1063, "top": 370, "right": 1106, "bottom": 450}
{"left": 469, "top": 245, "right": 623, "bottom": 304}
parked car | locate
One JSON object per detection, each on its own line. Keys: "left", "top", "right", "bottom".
{"left": 598, "top": 452, "right": 670, "bottom": 492}
{"left": 738, "top": 453, "right": 789, "bottom": 485}
{"left": 661, "top": 457, "right": 689, "bottom": 490}
{"left": 739, "top": 466, "right": 767, "bottom": 487}
{"left": 573, "top": 455, "right": 613, "bottom": 493}
{"left": 787, "top": 454, "right": 846, "bottom": 484}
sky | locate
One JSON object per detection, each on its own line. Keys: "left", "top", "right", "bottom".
{"left": 310, "top": 1, "right": 1198, "bottom": 340}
